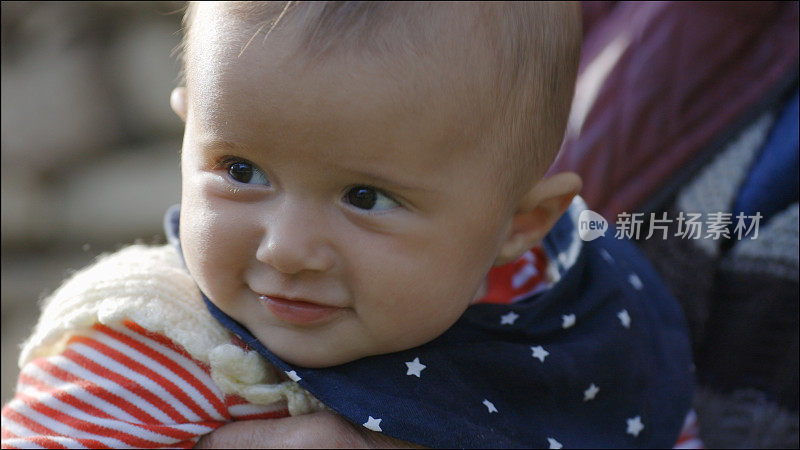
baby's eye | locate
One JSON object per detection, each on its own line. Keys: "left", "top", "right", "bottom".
{"left": 225, "top": 159, "right": 270, "bottom": 186}
{"left": 344, "top": 185, "right": 399, "bottom": 212}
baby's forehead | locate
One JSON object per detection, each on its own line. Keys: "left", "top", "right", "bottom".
{"left": 188, "top": 2, "right": 487, "bottom": 67}
{"left": 186, "top": 2, "right": 498, "bottom": 119}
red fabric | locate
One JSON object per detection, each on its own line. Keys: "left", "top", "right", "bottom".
{"left": 1, "top": 322, "right": 289, "bottom": 449}
{"left": 478, "top": 247, "right": 550, "bottom": 304}
{"left": 550, "top": 1, "right": 799, "bottom": 219}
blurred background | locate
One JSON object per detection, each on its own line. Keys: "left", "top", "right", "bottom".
{"left": 1, "top": 1, "right": 185, "bottom": 405}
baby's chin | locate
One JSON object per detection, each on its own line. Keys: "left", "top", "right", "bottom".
{"left": 269, "top": 343, "right": 371, "bottom": 369}
{"left": 263, "top": 328, "right": 432, "bottom": 369}
{"left": 252, "top": 327, "right": 370, "bottom": 369}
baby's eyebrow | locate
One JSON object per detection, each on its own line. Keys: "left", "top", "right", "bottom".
{"left": 199, "top": 138, "right": 251, "bottom": 153}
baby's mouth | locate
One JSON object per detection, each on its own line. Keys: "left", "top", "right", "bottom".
{"left": 258, "top": 295, "right": 344, "bottom": 325}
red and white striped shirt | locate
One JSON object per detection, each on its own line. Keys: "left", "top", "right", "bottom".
{"left": 1, "top": 321, "right": 288, "bottom": 449}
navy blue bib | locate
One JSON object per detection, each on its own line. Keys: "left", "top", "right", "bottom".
{"left": 165, "top": 201, "right": 692, "bottom": 448}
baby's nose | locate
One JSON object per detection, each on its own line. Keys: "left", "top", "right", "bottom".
{"left": 256, "top": 204, "right": 334, "bottom": 274}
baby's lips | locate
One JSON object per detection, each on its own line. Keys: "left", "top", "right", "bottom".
{"left": 259, "top": 295, "right": 344, "bottom": 325}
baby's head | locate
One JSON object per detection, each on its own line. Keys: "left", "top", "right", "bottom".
{"left": 172, "top": 1, "right": 582, "bottom": 367}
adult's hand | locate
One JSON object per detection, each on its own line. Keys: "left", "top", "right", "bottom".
{"left": 194, "top": 410, "right": 423, "bottom": 448}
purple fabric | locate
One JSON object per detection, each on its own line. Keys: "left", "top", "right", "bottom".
{"left": 550, "top": 1, "right": 799, "bottom": 219}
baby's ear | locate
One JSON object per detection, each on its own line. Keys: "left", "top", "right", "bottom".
{"left": 494, "top": 172, "right": 582, "bottom": 266}
{"left": 170, "top": 87, "right": 188, "bottom": 122}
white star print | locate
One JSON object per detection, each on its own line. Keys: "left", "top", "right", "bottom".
{"left": 547, "top": 437, "right": 563, "bottom": 449}
{"left": 405, "top": 357, "right": 426, "bottom": 378}
{"left": 583, "top": 383, "right": 599, "bottom": 401}
{"left": 363, "top": 416, "right": 382, "bottom": 432}
{"left": 511, "top": 263, "right": 538, "bottom": 289}
{"left": 530, "top": 345, "right": 549, "bottom": 362}
{"left": 600, "top": 248, "right": 614, "bottom": 263}
{"left": 558, "top": 251, "right": 569, "bottom": 265}
{"left": 500, "top": 311, "right": 519, "bottom": 325}
{"left": 561, "top": 314, "right": 576, "bottom": 329}
{"left": 628, "top": 273, "right": 643, "bottom": 290}
{"left": 482, "top": 399, "right": 498, "bottom": 413}
{"left": 617, "top": 309, "right": 631, "bottom": 328}
{"left": 285, "top": 370, "right": 301, "bottom": 382}
{"left": 626, "top": 415, "right": 644, "bottom": 437}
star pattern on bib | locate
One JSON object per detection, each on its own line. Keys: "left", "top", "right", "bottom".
{"left": 628, "top": 273, "right": 643, "bottom": 290}
{"left": 530, "top": 345, "right": 549, "bottom": 362}
{"left": 363, "top": 416, "right": 382, "bottom": 432}
{"left": 583, "top": 383, "right": 599, "bottom": 401}
{"left": 618, "top": 309, "right": 632, "bottom": 328}
{"left": 500, "top": 311, "right": 519, "bottom": 325}
{"left": 626, "top": 415, "right": 644, "bottom": 437}
{"left": 285, "top": 370, "right": 301, "bottom": 382}
{"left": 405, "top": 357, "right": 426, "bottom": 378}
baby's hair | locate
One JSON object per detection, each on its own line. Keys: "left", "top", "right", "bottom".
{"left": 178, "top": 1, "right": 581, "bottom": 198}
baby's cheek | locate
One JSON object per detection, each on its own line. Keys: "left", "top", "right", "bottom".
{"left": 361, "top": 262, "right": 470, "bottom": 351}
{"left": 180, "top": 199, "right": 250, "bottom": 293}
{"left": 182, "top": 206, "right": 222, "bottom": 261}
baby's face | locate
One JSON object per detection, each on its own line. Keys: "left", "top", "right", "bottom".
{"left": 179, "top": 4, "right": 515, "bottom": 367}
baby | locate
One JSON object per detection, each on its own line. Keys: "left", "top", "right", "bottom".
{"left": 1, "top": 2, "right": 695, "bottom": 448}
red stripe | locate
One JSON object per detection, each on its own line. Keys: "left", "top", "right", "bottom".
{"left": 225, "top": 395, "right": 250, "bottom": 406}
{"left": 676, "top": 431, "right": 699, "bottom": 445}
{"left": 34, "top": 357, "right": 158, "bottom": 425}
{"left": 64, "top": 336, "right": 222, "bottom": 439}
{"left": 16, "top": 389, "right": 219, "bottom": 448}
{"left": 232, "top": 410, "right": 291, "bottom": 421}
{"left": 1, "top": 408, "right": 69, "bottom": 449}
{"left": 0, "top": 426, "right": 19, "bottom": 441}
{"left": 16, "top": 376, "right": 171, "bottom": 448}
{"left": 173, "top": 439, "right": 198, "bottom": 449}
{"left": 123, "top": 321, "right": 197, "bottom": 362}
{"left": 17, "top": 375, "right": 226, "bottom": 447}
{"left": 33, "top": 358, "right": 200, "bottom": 443}
{"left": 675, "top": 415, "right": 698, "bottom": 444}
{"left": 19, "top": 372, "right": 114, "bottom": 422}
{"left": 0, "top": 438, "right": 19, "bottom": 450}
{"left": 94, "top": 324, "right": 229, "bottom": 421}
{"left": 0, "top": 435, "right": 20, "bottom": 449}
{"left": 66, "top": 336, "right": 190, "bottom": 423}
{"left": 12, "top": 392, "right": 120, "bottom": 449}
